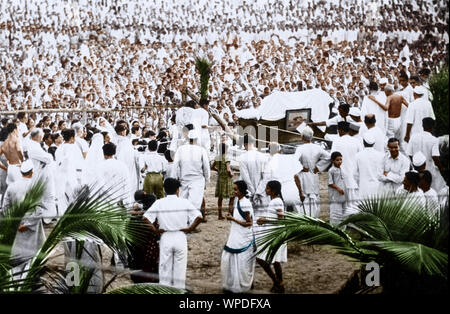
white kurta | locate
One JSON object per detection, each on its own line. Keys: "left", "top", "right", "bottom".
{"left": 361, "top": 93, "right": 388, "bottom": 135}
{"left": 173, "top": 143, "right": 210, "bottom": 210}
{"left": 379, "top": 153, "right": 411, "bottom": 193}
{"left": 238, "top": 148, "right": 268, "bottom": 213}
{"left": 355, "top": 147, "right": 385, "bottom": 200}
{"left": 405, "top": 97, "right": 436, "bottom": 137}
{"left": 96, "top": 158, "right": 133, "bottom": 205}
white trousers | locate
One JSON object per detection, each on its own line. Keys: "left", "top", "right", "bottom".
{"left": 329, "top": 200, "right": 346, "bottom": 226}
{"left": 180, "top": 178, "right": 205, "bottom": 210}
{"left": 387, "top": 117, "right": 402, "bottom": 140}
{"left": 6, "top": 164, "right": 21, "bottom": 186}
{"left": 159, "top": 231, "right": 187, "bottom": 289}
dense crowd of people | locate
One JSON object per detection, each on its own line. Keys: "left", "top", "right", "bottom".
{"left": 0, "top": 0, "right": 448, "bottom": 294}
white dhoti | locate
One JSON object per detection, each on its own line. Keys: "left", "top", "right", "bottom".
{"left": 159, "top": 231, "right": 187, "bottom": 289}
{"left": 180, "top": 178, "right": 205, "bottom": 210}
{"left": 6, "top": 164, "right": 21, "bottom": 186}
{"left": 329, "top": 188, "right": 346, "bottom": 226}
{"left": 387, "top": 117, "right": 402, "bottom": 140}
{"left": 345, "top": 188, "right": 360, "bottom": 216}
{"left": 221, "top": 245, "right": 256, "bottom": 293}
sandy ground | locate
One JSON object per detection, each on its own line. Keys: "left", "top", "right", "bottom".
{"left": 44, "top": 171, "right": 360, "bottom": 294}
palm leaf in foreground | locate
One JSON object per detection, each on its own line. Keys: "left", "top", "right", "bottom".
{"left": 106, "top": 283, "right": 188, "bottom": 294}
{"left": 20, "top": 184, "right": 146, "bottom": 291}
{"left": 255, "top": 212, "right": 376, "bottom": 264}
{"left": 358, "top": 241, "right": 448, "bottom": 279}
{"left": 0, "top": 181, "right": 45, "bottom": 276}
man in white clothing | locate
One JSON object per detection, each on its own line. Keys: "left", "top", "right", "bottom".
{"left": 379, "top": 138, "right": 411, "bottom": 193}
{"left": 362, "top": 114, "right": 387, "bottom": 152}
{"left": 143, "top": 178, "right": 202, "bottom": 289}
{"left": 237, "top": 134, "right": 268, "bottom": 216}
{"left": 96, "top": 143, "right": 133, "bottom": 205}
{"left": 27, "top": 128, "right": 57, "bottom": 223}
{"left": 191, "top": 99, "right": 211, "bottom": 152}
{"left": 2, "top": 160, "right": 46, "bottom": 281}
{"left": 404, "top": 86, "right": 436, "bottom": 144}
{"left": 331, "top": 121, "right": 362, "bottom": 211}
{"left": 406, "top": 117, "right": 446, "bottom": 192}
{"left": 355, "top": 132, "right": 384, "bottom": 200}
{"left": 173, "top": 130, "right": 210, "bottom": 219}
{"left": 294, "top": 127, "right": 330, "bottom": 217}
{"left": 419, "top": 170, "right": 439, "bottom": 214}
{"left": 361, "top": 81, "right": 388, "bottom": 136}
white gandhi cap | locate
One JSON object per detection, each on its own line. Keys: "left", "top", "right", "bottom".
{"left": 413, "top": 86, "right": 427, "bottom": 95}
{"left": 20, "top": 160, "right": 34, "bottom": 173}
{"left": 363, "top": 132, "right": 376, "bottom": 145}
{"left": 412, "top": 151, "right": 426, "bottom": 167}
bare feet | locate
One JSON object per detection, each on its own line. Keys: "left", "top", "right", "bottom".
{"left": 218, "top": 215, "right": 225, "bottom": 220}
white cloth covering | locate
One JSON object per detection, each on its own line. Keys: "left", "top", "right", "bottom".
{"left": 221, "top": 197, "right": 256, "bottom": 293}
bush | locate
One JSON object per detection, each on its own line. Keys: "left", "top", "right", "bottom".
{"left": 429, "top": 66, "right": 449, "bottom": 137}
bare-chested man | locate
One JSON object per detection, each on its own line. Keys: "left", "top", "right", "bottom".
{"left": 369, "top": 84, "right": 409, "bottom": 139}
{"left": 0, "top": 124, "right": 25, "bottom": 186}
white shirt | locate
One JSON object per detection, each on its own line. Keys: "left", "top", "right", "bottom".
{"left": 405, "top": 97, "right": 436, "bottom": 136}
{"left": 364, "top": 126, "right": 387, "bottom": 152}
{"left": 360, "top": 93, "right": 388, "bottom": 134}
{"left": 331, "top": 134, "right": 363, "bottom": 189}
{"left": 423, "top": 188, "right": 439, "bottom": 214}
{"left": 238, "top": 147, "right": 268, "bottom": 198}
{"left": 142, "top": 151, "right": 168, "bottom": 173}
{"left": 379, "top": 153, "right": 411, "bottom": 193}
{"left": 355, "top": 147, "right": 385, "bottom": 198}
{"left": 295, "top": 143, "right": 331, "bottom": 195}
{"left": 173, "top": 143, "right": 210, "bottom": 183}
{"left": 144, "top": 194, "right": 201, "bottom": 232}
{"left": 96, "top": 158, "right": 132, "bottom": 204}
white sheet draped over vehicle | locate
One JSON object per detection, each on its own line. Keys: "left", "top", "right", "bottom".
{"left": 257, "top": 89, "right": 332, "bottom": 130}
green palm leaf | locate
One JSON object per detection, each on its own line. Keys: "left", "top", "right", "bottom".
{"left": 0, "top": 181, "right": 45, "bottom": 283}
{"left": 255, "top": 212, "right": 376, "bottom": 264}
{"left": 195, "top": 57, "right": 212, "bottom": 101}
{"left": 359, "top": 241, "right": 448, "bottom": 279}
{"left": 20, "top": 184, "right": 147, "bottom": 291}
{"left": 106, "top": 283, "right": 188, "bottom": 294}
{"left": 348, "top": 193, "right": 439, "bottom": 245}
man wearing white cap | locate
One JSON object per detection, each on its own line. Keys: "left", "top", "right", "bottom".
{"left": 355, "top": 132, "right": 385, "bottom": 199}
{"left": 173, "top": 129, "right": 210, "bottom": 219}
{"left": 404, "top": 86, "right": 436, "bottom": 144}
{"left": 362, "top": 114, "right": 387, "bottom": 153}
{"left": 411, "top": 152, "right": 427, "bottom": 172}
{"left": 2, "top": 160, "right": 46, "bottom": 281}
{"left": 406, "top": 117, "right": 446, "bottom": 192}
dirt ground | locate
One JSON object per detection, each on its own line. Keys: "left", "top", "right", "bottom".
{"left": 44, "top": 171, "right": 360, "bottom": 294}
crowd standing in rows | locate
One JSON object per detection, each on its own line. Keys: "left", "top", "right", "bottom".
{"left": 0, "top": 0, "right": 448, "bottom": 293}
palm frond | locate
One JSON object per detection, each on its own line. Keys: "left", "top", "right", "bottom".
{"left": 255, "top": 212, "right": 376, "bottom": 264}
{"left": 350, "top": 193, "right": 438, "bottom": 246}
{"left": 20, "top": 183, "right": 147, "bottom": 291}
{"left": 195, "top": 57, "right": 212, "bottom": 101}
{"left": 106, "top": 283, "right": 188, "bottom": 294}
{"left": 0, "top": 181, "right": 45, "bottom": 284}
{"left": 359, "top": 241, "right": 448, "bottom": 279}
